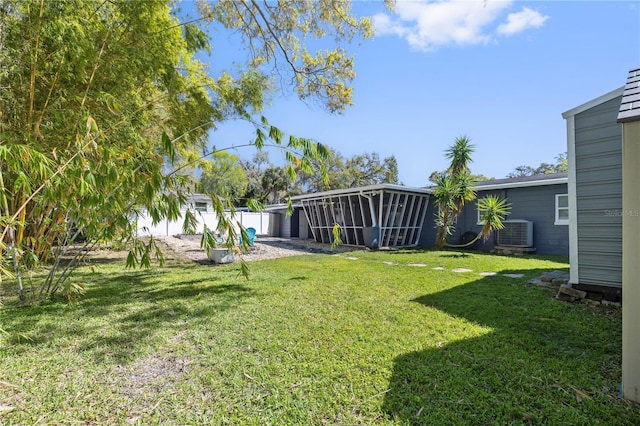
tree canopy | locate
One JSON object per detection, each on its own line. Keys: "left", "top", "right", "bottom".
{"left": 295, "top": 148, "right": 398, "bottom": 193}
{"left": 507, "top": 153, "right": 568, "bottom": 178}
{"left": 198, "top": 152, "right": 249, "bottom": 202}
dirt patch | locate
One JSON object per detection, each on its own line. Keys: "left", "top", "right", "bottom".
{"left": 81, "top": 235, "right": 353, "bottom": 265}
{"left": 111, "top": 353, "right": 190, "bottom": 423}
{"left": 154, "top": 235, "right": 352, "bottom": 264}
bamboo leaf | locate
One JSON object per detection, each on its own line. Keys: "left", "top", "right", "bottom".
{"left": 254, "top": 128, "right": 265, "bottom": 149}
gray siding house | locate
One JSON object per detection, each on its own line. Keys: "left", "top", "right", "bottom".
{"left": 563, "top": 87, "right": 624, "bottom": 299}
{"left": 446, "top": 173, "right": 570, "bottom": 256}
{"left": 285, "top": 177, "right": 569, "bottom": 256}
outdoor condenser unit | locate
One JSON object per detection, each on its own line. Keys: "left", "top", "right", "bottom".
{"left": 495, "top": 219, "right": 533, "bottom": 247}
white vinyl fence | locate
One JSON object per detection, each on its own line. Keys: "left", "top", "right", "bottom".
{"left": 135, "top": 210, "right": 270, "bottom": 237}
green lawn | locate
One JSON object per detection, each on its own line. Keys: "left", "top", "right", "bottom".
{"left": 1, "top": 249, "right": 638, "bottom": 424}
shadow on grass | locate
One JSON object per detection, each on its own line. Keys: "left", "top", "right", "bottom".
{"left": 1, "top": 263, "right": 256, "bottom": 362}
{"left": 382, "top": 268, "right": 630, "bottom": 424}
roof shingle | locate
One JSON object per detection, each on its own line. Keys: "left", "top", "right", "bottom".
{"left": 618, "top": 67, "right": 640, "bottom": 123}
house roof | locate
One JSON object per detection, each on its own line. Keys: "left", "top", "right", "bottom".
{"left": 290, "top": 183, "right": 431, "bottom": 201}
{"left": 562, "top": 87, "right": 624, "bottom": 119}
{"left": 617, "top": 67, "right": 640, "bottom": 123}
{"left": 187, "top": 193, "right": 212, "bottom": 204}
{"left": 474, "top": 172, "right": 568, "bottom": 191}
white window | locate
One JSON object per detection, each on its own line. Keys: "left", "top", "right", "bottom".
{"left": 555, "top": 194, "right": 569, "bottom": 225}
{"left": 194, "top": 202, "right": 208, "bottom": 212}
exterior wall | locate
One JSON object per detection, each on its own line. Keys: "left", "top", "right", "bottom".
{"left": 450, "top": 184, "right": 569, "bottom": 256}
{"left": 418, "top": 202, "right": 439, "bottom": 247}
{"left": 299, "top": 210, "right": 310, "bottom": 239}
{"left": 574, "top": 96, "right": 623, "bottom": 287}
{"left": 268, "top": 213, "right": 280, "bottom": 237}
{"left": 279, "top": 212, "right": 292, "bottom": 238}
{"left": 622, "top": 119, "right": 640, "bottom": 401}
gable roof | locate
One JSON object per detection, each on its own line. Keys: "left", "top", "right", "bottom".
{"left": 562, "top": 87, "right": 624, "bottom": 119}
{"left": 474, "top": 172, "right": 568, "bottom": 191}
{"left": 617, "top": 67, "right": 640, "bottom": 123}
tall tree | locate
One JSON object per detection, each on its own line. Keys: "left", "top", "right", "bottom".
{"left": 0, "top": 0, "right": 375, "bottom": 297}
{"left": 239, "top": 151, "right": 272, "bottom": 203}
{"left": 344, "top": 153, "right": 399, "bottom": 187}
{"left": 261, "top": 166, "right": 290, "bottom": 204}
{"left": 199, "top": 152, "right": 249, "bottom": 203}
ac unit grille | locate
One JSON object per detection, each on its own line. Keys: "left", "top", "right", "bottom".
{"left": 496, "top": 220, "right": 533, "bottom": 247}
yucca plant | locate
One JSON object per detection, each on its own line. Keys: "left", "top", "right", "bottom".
{"left": 433, "top": 136, "right": 477, "bottom": 248}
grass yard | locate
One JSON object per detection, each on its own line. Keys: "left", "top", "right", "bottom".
{"left": 1, "top": 249, "right": 638, "bottom": 424}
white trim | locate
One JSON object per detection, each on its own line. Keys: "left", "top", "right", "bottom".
{"left": 476, "top": 200, "right": 486, "bottom": 225}
{"left": 475, "top": 176, "right": 567, "bottom": 191}
{"left": 566, "top": 114, "right": 579, "bottom": 284}
{"left": 554, "top": 193, "right": 569, "bottom": 225}
{"left": 561, "top": 87, "right": 624, "bottom": 119}
{"left": 290, "top": 183, "right": 430, "bottom": 201}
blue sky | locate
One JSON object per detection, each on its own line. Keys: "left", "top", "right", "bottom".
{"left": 201, "top": 1, "right": 640, "bottom": 187}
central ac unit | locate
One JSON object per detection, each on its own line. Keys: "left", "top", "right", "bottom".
{"left": 496, "top": 220, "right": 533, "bottom": 247}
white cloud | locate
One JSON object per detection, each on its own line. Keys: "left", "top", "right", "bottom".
{"left": 373, "top": 1, "right": 548, "bottom": 52}
{"left": 497, "top": 7, "right": 549, "bottom": 36}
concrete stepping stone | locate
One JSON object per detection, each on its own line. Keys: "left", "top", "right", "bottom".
{"left": 452, "top": 268, "right": 473, "bottom": 273}
{"left": 432, "top": 267, "right": 445, "bottom": 270}
{"left": 382, "top": 261, "right": 398, "bottom": 265}
{"left": 502, "top": 273, "right": 524, "bottom": 278}
{"left": 407, "top": 263, "right": 427, "bottom": 267}
{"left": 480, "top": 272, "right": 498, "bottom": 276}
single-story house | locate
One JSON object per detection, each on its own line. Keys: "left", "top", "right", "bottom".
{"left": 562, "top": 86, "right": 624, "bottom": 300}
{"left": 282, "top": 178, "right": 569, "bottom": 256}
{"left": 446, "top": 173, "right": 569, "bottom": 256}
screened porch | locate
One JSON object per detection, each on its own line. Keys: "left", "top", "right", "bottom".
{"left": 293, "top": 184, "right": 430, "bottom": 249}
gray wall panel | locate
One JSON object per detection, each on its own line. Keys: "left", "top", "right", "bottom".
{"left": 574, "top": 95, "right": 623, "bottom": 287}
{"left": 451, "top": 183, "right": 569, "bottom": 256}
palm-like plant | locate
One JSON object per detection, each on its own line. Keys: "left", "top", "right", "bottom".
{"left": 433, "top": 136, "right": 511, "bottom": 248}
{"left": 476, "top": 195, "right": 511, "bottom": 240}
{"left": 445, "top": 195, "right": 511, "bottom": 248}
{"left": 433, "top": 136, "right": 477, "bottom": 248}
{"left": 445, "top": 135, "right": 474, "bottom": 176}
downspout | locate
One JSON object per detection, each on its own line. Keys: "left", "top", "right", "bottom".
{"left": 360, "top": 190, "right": 381, "bottom": 248}
{"left": 359, "top": 191, "right": 378, "bottom": 227}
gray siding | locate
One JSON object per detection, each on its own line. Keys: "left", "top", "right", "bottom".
{"left": 419, "top": 202, "right": 439, "bottom": 247}
{"left": 575, "top": 96, "right": 623, "bottom": 287}
{"left": 451, "top": 184, "right": 569, "bottom": 256}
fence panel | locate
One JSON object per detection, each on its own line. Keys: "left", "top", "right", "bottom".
{"left": 136, "top": 210, "right": 270, "bottom": 237}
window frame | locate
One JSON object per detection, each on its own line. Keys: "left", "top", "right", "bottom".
{"left": 555, "top": 193, "right": 569, "bottom": 225}
{"left": 476, "top": 200, "right": 486, "bottom": 225}
{"left": 194, "top": 201, "right": 208, "bottom": 213}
